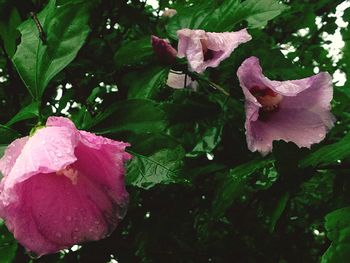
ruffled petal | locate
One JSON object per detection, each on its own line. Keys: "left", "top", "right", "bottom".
{"left": 1, "top": 126, "right": 78, "bottom": 202}
{"left": 203, "top": 29, "right": 252, "bottom": 69}
{"left": 0, "top": 137, "right": 29, "bottom": 177}
{"left": 178, "top": 28, "right": 251, "bottom": 73}
{"left": 3, "top": 169, "right": 125, "bottom": 256}
{"left": 76, "top": 132, "right": 131, "bottom": 205}
{"left": 46, "top": 116, "right": 77, "bottom": 130}
{"left": 177, "top": 29, "right": 206, "bottom": 72}
{"left": 247, "top": 108, "right": 330, "bottom": 155}
{"left": 237, "top": 56, "right": 311, "bottom": 97}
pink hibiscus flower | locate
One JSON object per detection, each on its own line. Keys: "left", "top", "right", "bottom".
{"left": 237, "top": 56, "right": 335, "bottom": 155}
{"left": 151, "top": 35, "right": 177, "bottom": 64}
{"left": 177, "top": 28, "right": 252, "bottom": 73}
{"left": 0, "top": 117, "right": 131, "bottom": 256}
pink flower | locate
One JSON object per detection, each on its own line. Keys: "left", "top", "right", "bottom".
{"left": 237, "top": 56, "right": 335, "bottom": 155}
{"left": 0, "top": 117, "right": 131, "bottom": 256}
{"left": 177, "top": 28, "right": 252, "bottom": 73}
{"left": 151, "top": 35, "right": 177, "bottom": 64}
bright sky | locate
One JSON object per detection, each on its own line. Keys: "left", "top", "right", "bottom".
{"left": 146, "top": 0, "right": 159, "bottom": 9}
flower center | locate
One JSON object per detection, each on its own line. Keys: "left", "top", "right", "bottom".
{"left": 56, "top": 165, "right": 79, "bottom": 185}
{"left": 251, "top": 87, "right": 283, "bottom": 112}
{"left": 200, "top": 39, "right": 214, "bottom": 61}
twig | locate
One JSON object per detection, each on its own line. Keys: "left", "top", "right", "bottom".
{"left": 30, "top": 11, "right": 47, "bottom": 44}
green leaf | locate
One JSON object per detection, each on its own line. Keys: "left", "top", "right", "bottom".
{"left": 242, "top": 0, "right": 289, "bottom": 28}
{"left": 6, "top": 101, "right": 39, "bottom": 126}
{"left": 166, "top": 0, "right": 287, "bottom": 38}
{"left": 0, "top": 125, "right": 20, "bottom": 144}
{"left": 321, "top": 207, "right": 350, "bottom": 263}
{"left": 114, "top": 37, "right": 154, "bottom": 68}
{"left": 91, "top": 99, "right": 167, "bottom": 134}
{"left": 165, "top": 91, "right": 223, "bottom": 155}
{"left": 12, "top": 0, "right": 90, "bottom": 100}
{"left": 127, "top": 66, "right": 169, "bottom": 99}
{"left": 186, "top": 124, "right": 223, "bottom": 158}
{"left": 0, "top": 222, "right": 17, "bottom": 263}
{"left": 126, "top": 134, "right": 187, "bottom": 189}
{"left": 0, "top": 8, "right": 21, "bottom": 57}
{"left": 268, "top": 192, "right": 290, "bottom": 233}
{"left": 166, "top": 0, "right": 241, "bottom": 39}
{"left": 212, "top": 158, "right": 273, "bottom": 218}
{"left": 300, "top": 133, "right": 350, "bottom": 168}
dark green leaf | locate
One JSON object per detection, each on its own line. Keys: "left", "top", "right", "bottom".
{"left": 186, "top": 124, "right": 223, "bottom": 157}
{"left": 6, "top": 101, "right": 39, "bottom": 126}
{"left": 127, "top": 66, "right": 169, "bottom": 99}
{"left": 0, "top": 8, "right": 21, "bottom": 57}
{"left": 0, "top": 222, "right": 17, "bottom": 263}
{"left": 166, "top": 0, "right": 287, "bottom": 38}
{"left": 114, "top": 37, "right": 154, "bottom": 68}
{"left": 126, "top": 134, "right": 187, "bottom": 189}
{"left": 0, "top": 125, "right": 20, "bottom": 144}
{"left": 12, "top": 0, "right": 90, "bottom": 100}
{"left": 212, "top": 158, "right": 273, "bottom": 218}
{"left": 322, "top": 207, "right": 350, "bottom": 263}
{"left": 300, "top": 133, "right": 350, "bottom": 168}
{"left": 268, "top": 192, "right": 290, "bottom": 233}
{"left": 242, "top": 0, "right": 289, "bottom": 28}
{"left": 91, "top": 99, "right": 167, "bottom": 134}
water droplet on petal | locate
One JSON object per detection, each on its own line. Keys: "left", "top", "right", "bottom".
{"left": 56, "top": 232, "right": 62, "bottom": 238}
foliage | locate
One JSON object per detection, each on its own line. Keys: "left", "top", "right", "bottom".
{"left": 0, "top": 0, "right": 349, "bottom": 262}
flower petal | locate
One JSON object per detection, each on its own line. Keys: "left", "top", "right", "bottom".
{"left": 46, "top": 116, "right": 77, "bottom": 130}
{"left": 204, "top": 29, "right": 252, "bottom": 69}
{"left": 2, "top": 126, "right": 78, "bottom": 201}
{"left": 0, "top": 137, "right": 29, "bottom": 177}
{"left": 178, "top": 28, "right": 251, "bottom": 73}
{"left": 237, "top": 56, "right": 312, "bottom": 97}
{"left": 247, "top": 108, "right": 330, "bottom": 155}
{"left": 3, "top": 170, "right": 125, "bottom": 256}
{"left": 177, "top": 29, "right": 206, "bottom": 72}
{"left": 151, "top": 35, "right": 177, "bottom": 64}
{"left": 76, "top": 132, "right": 130, "bottom": 205}
{"left": 280, "top": 72, "right": 335, "bottom": 128}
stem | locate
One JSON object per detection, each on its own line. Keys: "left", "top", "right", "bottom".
{"left": 317, "top": 163, "right": 350, "bottom": 170}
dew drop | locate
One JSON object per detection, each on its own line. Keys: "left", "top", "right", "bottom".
{"left": 56, "top": 232, "right": 62, "bottom": 238}
{"left": 66, "top": 216, "right": 72, "bottom": 222}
